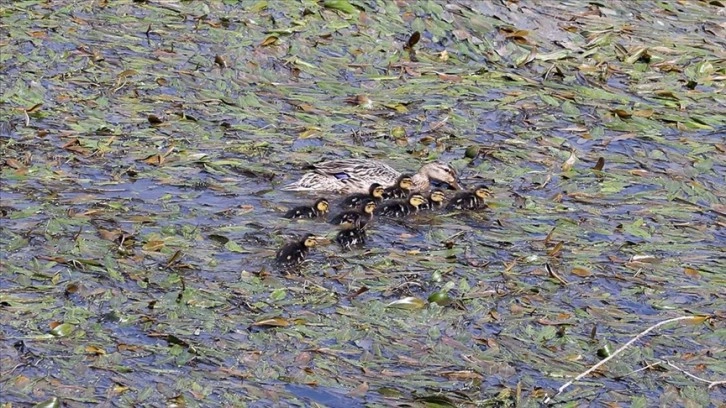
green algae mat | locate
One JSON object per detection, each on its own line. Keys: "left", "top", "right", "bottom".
{"left": 1, "top": 1, "right": 724, "bottom": 407}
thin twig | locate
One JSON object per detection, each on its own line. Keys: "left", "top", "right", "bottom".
{"left": 665, "top": 360, "right": 726, "bottom": 390}
{"left": 617, "top": 360, "right": 663, "bottom": 378}
{"left": 544, "top": 315, "right": 703, "bottom": 403}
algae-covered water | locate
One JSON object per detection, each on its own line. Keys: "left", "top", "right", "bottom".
{"left": 1, "top": 1, "right": 724, "bottom": 406}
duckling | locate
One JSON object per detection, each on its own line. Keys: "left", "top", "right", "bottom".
{"left": 420, "top": 189, "right": 446, "bottom": 211}
{"left": 329, "top": 199, "right": 376, "bottom": 227}
{"left": 281, "top": 159, "right": 461, "bottom": 194}
{"left": 340, "top": 183, "right": 384, "bottom": 208}
{"left": 336, "top": 220, "right": 368, "bottom": 251}
{"left": 374, "top": 193, "right": 428, "bottom": 217}
{"left": 275, "top": 233, "right": 318, "bottom": 267}
{"left": 446, "top": 185, "right": 491, "bottom": 210}
{"left": 382, "top": 174, "right": 414, "bottom": 199}
{"left": 283, "top": 198, "right": 330, "bottom": 219}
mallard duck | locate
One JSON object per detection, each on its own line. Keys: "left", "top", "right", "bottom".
{"left": 446, "top": 185, "right": 491, "bottom": 210}
{"left": 382, "top": 175, "right": 413, "bottom": 199}
{"left": 374, "top": 193, "right": 428, "bottom": 217}
{"left": 340, "top": 183, "right": 384, "bottom": 208}
{"left": 283, "top": 198, "right": 330, "bottom": 219}
{"left": 420, "top": 189, "right": 446, "bottom": 211}
{"left": 281, "top": 159, "right": 460, "bottom": 194}
{"left": 336, "top": 224, "right": 367, "bottom": 250}
{"left": 329, "top": 199, "right": 376, "bottom": 226}
{"left": 275, "top": 233, "right": 318, "bottom": 267}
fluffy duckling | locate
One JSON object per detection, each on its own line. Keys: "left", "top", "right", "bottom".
{"left": 382, "top": 174, "right": 413, "bottom": 199}
{"left": 329, "top": 199, "right": 376, "bottom": 227}
{"left": 283, "top": 198, "right": 330, "bottom": 219}
{"left": 374, "top": 193, "right": 428, "bottom": 217}
{"left": 275, "top": 233, "right": 318, "bottom": 267}
{"left": 446, "top": 185, "right": 491, "bottom": 210}
{"left": 340, "top": 183, "right": 384, "bottom": 208}
{"left": 420, "top": 189, "right": 446, "bottom": 211}
{"left": 336, "top": 219, "right": 368, "bottom": 251}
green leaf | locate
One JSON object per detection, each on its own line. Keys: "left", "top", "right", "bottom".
{"left": 49, "top": 323, "right": 75, "bottom": 337}
{"left": 323, "top": 0, "right": 359, "bottom": 15}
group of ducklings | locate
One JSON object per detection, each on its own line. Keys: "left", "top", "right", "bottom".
{"left": 275, "top": 176, "right": 491, "bottom": 268}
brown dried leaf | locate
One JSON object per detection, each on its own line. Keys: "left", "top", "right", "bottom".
{"left": 142, "top": 154, "right": 164, "bottom": 166}
{"left": 62, "top": 139, "right": 91, "bottom": 155}
{"left": 439, "top": 370, "right": 483, "bottom": 380}
{"left": 98, "top": 229, "right": 122, "bottom": 241}
{"left": 683, "top": 267, "right": 700, "bottom": 278}
{"left": 142, "top": 240, "right": 165, "bottom": 251}
{"left": 548, "top": 241, "right": 564, "bottom": 257}
{"left": 148, "top": 114, "right": 163, "bottom": 124}
{"left": 571, "top": 267, "right": 592, "bottom": 277}
{"left": 611, "top": 109, "right": 632, "bottom": 119}
{"left": 260, "top": 36, "right": 278, "bottom": 46}
{"left": 85, "top": 345, "right": 106, "bottom": 355}
{"left": 214, "top": 55, "right": 228, "bottom": 67}
{"left": 347, "top": 381, "right": 369, "bottom": 397}
{"left": 406, "top": 31, "right": 420, "bottom": 48}
{"left": 437, "top": 73, "right": 462, "bottom": 82}
{"left": 5, "top": 158, "right": 25, "bottom": 169}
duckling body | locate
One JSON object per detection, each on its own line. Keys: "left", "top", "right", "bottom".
{"left": 329, "top": 199, "right": 376, "bottom": 227}
{"left": 275, "top": 234, "right": 317, "bottom": 267}
{"left": 382, "top": 175, "right": 413, "bottom": 200}
{"left": 336, "top": 226, "right": 367, "bottom": 250}
{"left": 283, "top": 198, "right": 330, "bottom": 219}
{"left": 374, "top": 193, "right": 428, "bottom": 217}
{"left": 446, "top": 186, "right": 491, "bottom": 210}
{"left": 340, "top": 183, "right": 384, "bottom": 208}
{"left": 420, "top": 190, "right": 446, "bottom": 211}
{"left": 281, "top": 159, "right": 460, "bottom": 194}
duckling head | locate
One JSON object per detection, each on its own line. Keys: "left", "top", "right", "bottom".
{"left": 474, "top": 186, "right": 492, "bottom": 199}
{"left": 398, "top": 175, "right": 414, "bottom": 190}
{"left": 409, "top": 193, "right": 428, "bottom": 208}
{"left": 362, "top": 200, "right": 377, "bottom": 214}
{"left": 430, "top": 190, "right": 446, "bottom": 204}
{"left": 315, "top": 198, "right": 330, "bottom": 213}
{"left": 302, "top": 234, "right": 318, "bottom": 248}
{"left": 370, "top": 183, "right": 385, "bottom": 199}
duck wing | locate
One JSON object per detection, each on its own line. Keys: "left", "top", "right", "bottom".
{"left": 311, "top": 159, "right": 399, "bottom": 184}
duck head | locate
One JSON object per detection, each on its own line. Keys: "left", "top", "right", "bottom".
{"left": 418, "top": 162, "right": 460, "bottom": 190}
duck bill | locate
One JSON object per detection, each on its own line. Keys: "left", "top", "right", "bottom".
{"left": 447, "top": 179, "right": 462, "bottom": 190}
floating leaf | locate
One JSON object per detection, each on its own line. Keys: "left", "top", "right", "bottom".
{"left": 571, "top": 267, "right": 592, "bottom": 277}
{"left": 85, "top": 345, "right": 106, "bottom": 355}
{"left": 561, "top": 151, "right": 577, "bottom": 171}
{"left": 251, "top": 317, "right": 290, "bottom": 327}
{"left": 260, "top": 36, "right": 278, "bottom": 46}
{"left": 147, "top": 114, "right": 163, "bottom": 124}
{"left": 224, "top": 240, "right": 247, "bottom": 253}
{"left": 323, "top": 0, "right": 358, "bottom": 14}
{"left": 386, "top": 297, "right": 426, "bottom": 310}
{"left": 683, "top": 267, "right": 700, "bottom": 278}
{"left": 214, "top": 54, "right": 227, "bottom": 67}
{"left": 49, "top": 323, "right": 75, "bottom": 337}
{"left": 33, "top": 397, "right": 60, "bottom": 408}
{"left": 427, "top": 292, "right": 452, "bottom": 306}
